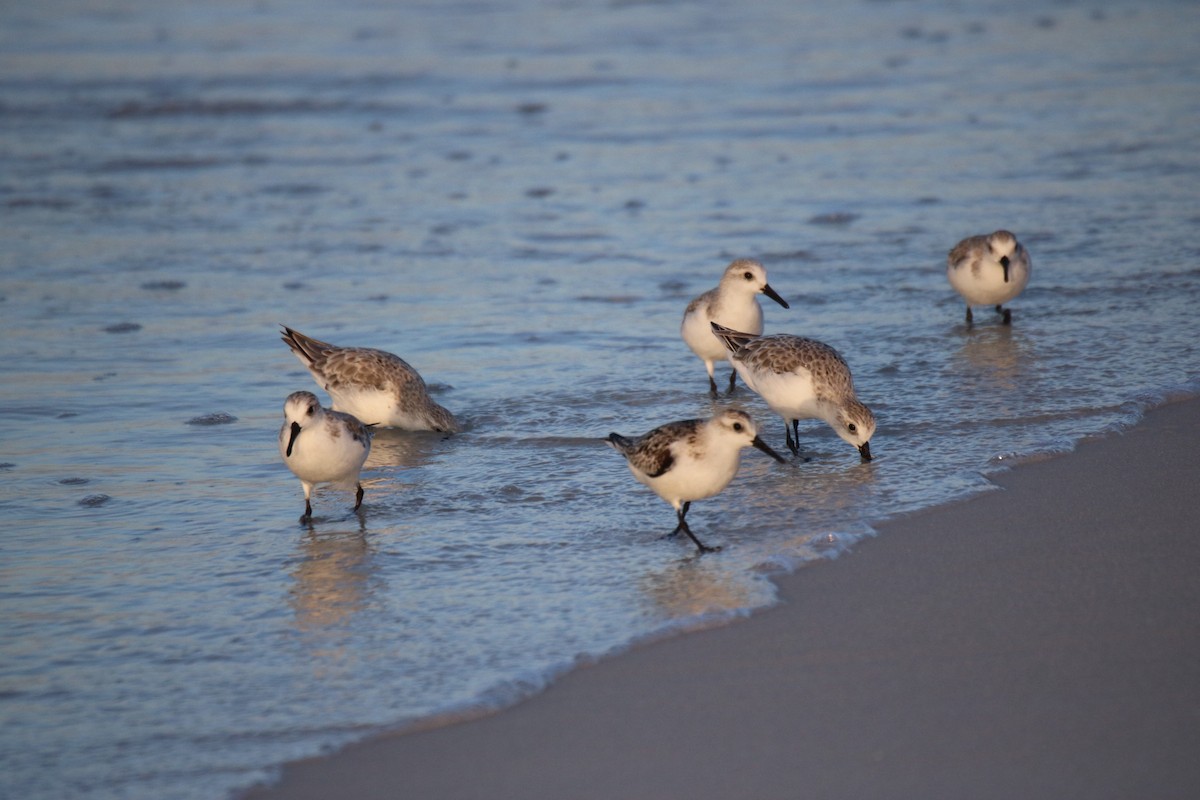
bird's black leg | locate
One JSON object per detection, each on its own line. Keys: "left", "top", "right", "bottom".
{"left": 300, "top": 497, "right": 313, "bottom": 524}
{"left": 965, "top": 305, "right": 974, "bottom": 326}
{"left": 997, "top": 305, "right": 1012, "bottom": 325}
{"left": 354, "top": 483, "right": 364, "bottom": 511}
{"left": 663, "top": 501, "right": 690, "bottom": 539}
{"left": 708, "top": 375, "right": 719, "bottom": 398}
{"left": 677, "top": 504, "right": 720, "bottom": 554}
{"left": 726, "top": 369, "right": 738, "bottom": 395}
{"left": 785, "top": 419, "right": 801, "bottom": 456}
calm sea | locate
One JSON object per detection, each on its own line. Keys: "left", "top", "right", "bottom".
{"left": 2, "top": 0, "right": 1198, "bottom": 797}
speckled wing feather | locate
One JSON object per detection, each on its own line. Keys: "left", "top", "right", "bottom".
{"left": 734, "top": 335, "right": 848, "bottom": 377}
{"left": 684, "top": 286, "right": 718, "bottom": 316}
{"left": 318, "top": 347, "right": 426, "bottom": 394}
{"left": 281, "top": 326, "right": 426, "bottom": 394}
{"left": 328, "top": 409, "right": 375, "bottom": 447}
{"left": 612, "top": 419, "right": 702, "bottom": 478}
{"left": 947, "top": 234, "right": 987, "bottom": 271}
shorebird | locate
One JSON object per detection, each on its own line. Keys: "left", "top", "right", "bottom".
{"left": 710, "top": 322, "right": 875, "bottom": 461}
{"left": 680, "top": 258, "right": 790, "bottom": 396}
{"left": 280, "top": 326, "right": 460, "bottom": 432}
{"left": 946, "top": 230, "right": 1031, "bottom": 326}
{"left": 606, "top": 409, "right": 786, "bottom": 554}
{"left": 279, "top": 391, "right": 373, "bottom": 522}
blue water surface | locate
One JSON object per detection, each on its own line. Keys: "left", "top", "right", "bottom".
{"left": 1, "top": 1, "right": 1198, "bottom": 797}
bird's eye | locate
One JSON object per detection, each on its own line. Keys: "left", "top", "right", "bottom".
{"left": 307, "top": 405, "right": 316, "bottom": 416}
{"left": 847, "top": 423, "right": 857, "bottom": 433}
{"left": 743, "top": 271, "right": 754, "bottom": 280}
{"left": 732, "top": 422, "right": 743, "bottom": 432}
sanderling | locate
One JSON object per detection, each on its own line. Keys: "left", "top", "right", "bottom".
{"left": 281, "top": 326, "right": 460, "bottom": 432}
{"left": 711, "top": 322, "right": 875, "bottom": 461}
{"left": 946, "top": 230, "right": 1031, "bottom": 326}
{"left": 279, "top": 390, "right": 373, "bottom": 522}
{"left": 680, "top": 258, "right": 790, "bottom": 396}
{"left": 606, "top": 408, "right": 786, "bottom": 554}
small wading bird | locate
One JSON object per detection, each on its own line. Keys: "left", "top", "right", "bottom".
{"left": 710, "top": 322, "right": 875, "bottom": 462}
{"left": 680, "top": 258, "right": 790, "bottom": 396}
{"left": 946, "top": 229, "right": 1031, "bottom": 326}
{"left": 280, "top": 326, "right": 460, "bottom": 432}
{"left": 279, "top": 391, "right": 373, "bottom": 522}
{"left": 606, "top": 409, "right": 786, "bottom": 554}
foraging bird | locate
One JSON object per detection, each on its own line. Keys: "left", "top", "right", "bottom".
{"left": 279, "top": 391, "right": 373, "bottom": 522}
{"left": 680, "top": 258, "right": 790, "bottom": 396}
{"left": 946, "top": 230, "right": 1031, "bottom": 326}
{"left": 606, "top": 409, "right": 786, "bottom": 554}
{"left": 711, "top": 322, "right": 875, "bottom": 461}
{"left": 281, "top": 326, "right": 460, "bottom": 432}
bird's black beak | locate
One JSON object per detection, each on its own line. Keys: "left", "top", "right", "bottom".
{"left": 761, "top": 283, "right": 790, "bottom": 309}
{"left": 1000, "top": 255, "right": 1011, "bottom": 283}
{"left": 286, "top": 421, "right": 302, "bottom": 457}
{"left": 752, "top": 435, "right": 788, "bottom": 463}
{"left": 858, "top": 441, "right": 872, "bottom": 462}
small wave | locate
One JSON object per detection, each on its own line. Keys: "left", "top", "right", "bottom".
{"left": 808, "top": 211, "right": 861, "bottom": 226}
{"left": 96, "top": 157, "right": 220, "bottom": 172}
{"left": 186, "top": 413, "right": 239, "bottom": 426}
{"left": 106, "top": 99, "right": 353, "bottom": 119}
{"left": 103, "top": 322, "right": 142, "bottom": 334}
{"left": 6, "top": 197, "right": 75, "bottom": 210}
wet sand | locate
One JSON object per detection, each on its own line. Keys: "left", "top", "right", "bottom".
{"left": 241, "top": 397, "right": 1200, "bottom": 800}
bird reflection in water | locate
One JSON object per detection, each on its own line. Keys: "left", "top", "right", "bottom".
{"left": 640, "top": 558, "right": 766, "bottom": 622}
{"left": 289, "top": 522, "right": 377, "bottom": 633}
{"left": 954, "top": 325, "right": 1035, "bottom": 396}
{"left": 365, "top": 428, "right": 452, "bottom": 470}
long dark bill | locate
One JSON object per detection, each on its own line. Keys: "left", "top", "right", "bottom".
{"left": 1000, "top": 255, "right": 1011, "bottom": 283}
{"left": 752, "top": 435, "right": 788, "bottom": 463}
{"left": 762, "top": 283, "right": 790, "bottom": 309}
{"left": 858, "top": 441, "right": 873, "bottom": 462}
{"left": 286, "top": 421, "right": 302, "bottom": 457}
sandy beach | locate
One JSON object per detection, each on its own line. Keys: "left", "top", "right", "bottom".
{"left": 241, "top": 396, "right": 1200, "bottom": 799}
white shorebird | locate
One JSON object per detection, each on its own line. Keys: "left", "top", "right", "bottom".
{"left": 279, "top": 391, "right": 373, "bottom": 522}
{"left": 710, "top": 322, "right": 875, "bottom": 461}
{"left": 280, "top": 326, "right": 460, "bottom": 432}
{"left": 946, "top": 230, "right": 1031, "bottom": 326}
{"left": 680, "top": 258, "right": 790, "bottom": 396}
{"left": 606, "top": 409, "right": 786, "bottom": 554}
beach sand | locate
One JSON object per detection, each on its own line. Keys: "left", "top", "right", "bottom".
{"left": 241, "top": 397, "right": 1200, "bottom": 800}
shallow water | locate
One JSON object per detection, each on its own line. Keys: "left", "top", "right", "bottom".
{"left": 2, "top": 0, "right": 1199, "bottom": 797}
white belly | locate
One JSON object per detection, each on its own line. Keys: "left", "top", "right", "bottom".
{"left": 948, "top": 263, "right": 1029, "bottom": 307}
{"left": 280, "top": 430, "right": 366, "bottom": 489}
{"left": 682, "top": 301, "right": 764, "bottom": 361}
{"left": 632, "top": 450, "right": 739, "bottom": 507}
{"left": 736, "top": 364, "right": 821, "bottom": 421}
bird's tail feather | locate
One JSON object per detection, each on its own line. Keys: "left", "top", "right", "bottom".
{"left": 709, "top": 321, "right": 757, "bottom": 354}
{"left": 606, "top": 433, "right": 633, "bottom": 453}
{"left": 279, "top": 326, "right": 333, "bottom": 366}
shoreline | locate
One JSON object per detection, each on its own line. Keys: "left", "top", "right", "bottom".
{"left": 240, "top": 396, "right": 1200, "bottom": 799}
